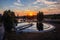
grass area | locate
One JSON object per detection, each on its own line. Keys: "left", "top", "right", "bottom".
{"left": 5, "top": 29, "right": 56, "bottom": 40}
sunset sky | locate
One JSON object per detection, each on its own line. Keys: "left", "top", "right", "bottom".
{"left": 0, "top": 0, "right": 60, "bottom": 16}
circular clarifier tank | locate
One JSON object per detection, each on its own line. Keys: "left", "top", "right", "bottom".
{"left": 16, "top": 22, "right": 55, "bottom": 32}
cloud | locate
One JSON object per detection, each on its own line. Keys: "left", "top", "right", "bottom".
{"left": 54, "top": 1, "right": 60, "bottom": 9}
{"left": 33, "top": 0, "right": 57, "bottom": 5}
{"left": 33, "top": 0, "right": 40, "bottom": 4}
{"left": 10, "top": 5, "right": 15, "bottom": 7}
{"left": 32, "top": 0, "right": 58, "bottom": 11}
{"left": 43, "top": 1, "right": 57, "bottom": 5}
{"left": 33, "top": 6, "right": 39, "bottom": 8}
{"left": 40, "top": 7, "right": 60, "bottom": 14}
{"left": 33, "top": 0, "right": 47, "bottom": 9}
{"left": 33, "top": 0, "right": 41, "bottom": 4}
{"left": 17, "top": 0, "right": 21, "bottom": 2}
{"left": 45, "top": 0, "right": 60, "bottom": 12}
{"left": 14, "top": 0, "right": 24, "bottom": 7}
{"left": 0, "top": 10, "right": 4, "bottom": 14}
{"left": 14, "top": 2, "right": 24, "bottom": 6}
{"left": 13, "top": 9, "right": 26, "bottom": 16}
{"left": 46, "top": 0, "right": 58, "bottom": 2}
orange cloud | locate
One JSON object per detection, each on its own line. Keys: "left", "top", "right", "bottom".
{"left": 40, "top": 8, "right": 60, "bottom": 15}
{"left": 0, "top": 9, "right": 37, "bottom": 16}
{"left": 13, "top": 9, "right": 37, "bottom": 16}
{"left": 24, "top": 10, "right": 37, "bottom": 16}
{"left": 13, "top": 9, "right": 26, "bottom": 16}
{"left": 0, "top": 8, "right": 60, "bottom": 16}
{"left": 0, "top": 10, "right": 4, "bottom": 14}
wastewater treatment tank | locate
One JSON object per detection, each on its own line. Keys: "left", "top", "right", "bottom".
{"left": 15, "top": 22, "right": 55, "bottom": 32}
{"left": 10, "top": 22, "right": 56, "bottom": 40}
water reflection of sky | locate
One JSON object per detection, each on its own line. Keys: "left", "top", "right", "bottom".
{"left": 16, "top": 22, "right": 55, "bottom": 32}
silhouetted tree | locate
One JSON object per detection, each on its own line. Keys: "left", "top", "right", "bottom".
{"left": 2, "top": 10, "right": 17, "bottom": 32}
{"left": 0, "top": 14, "right": 2, "bottom": 27}
{"left": 2, "top": 10, "right": 18, "bottom": 40}
{"left": 11, "top": 11, "right": 18, "bottom": 26}
{"left": 36, "top": 11, "right": 44, "bottom": 31}
{"left": 0, "top": 14, "right": 2, "bottom": 23}
{"left": 37, "top": 11, "right": 44, "bottom": 22}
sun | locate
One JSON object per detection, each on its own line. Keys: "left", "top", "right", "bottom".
{"left": 29, "top": 13, "right": 33, "bottom": 16}
{"left": 26, "top": 10, "right": 36, "bottom": 16}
